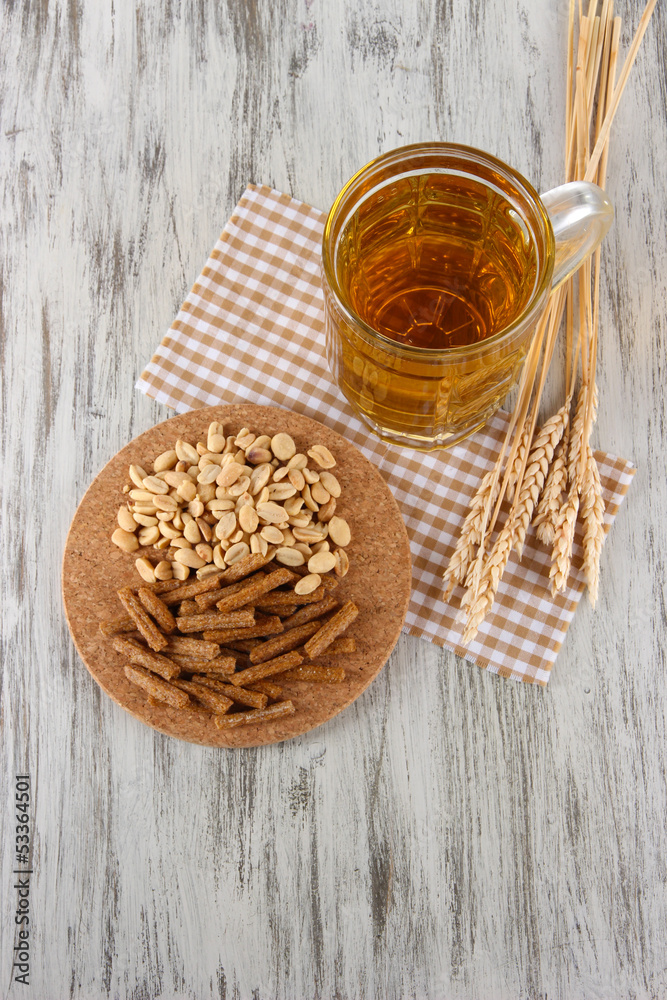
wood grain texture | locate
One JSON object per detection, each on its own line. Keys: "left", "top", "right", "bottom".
{"left": 1, "top": 1, "right": 666, "bottom": 998}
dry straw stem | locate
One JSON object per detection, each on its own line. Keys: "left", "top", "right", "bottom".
{"left": 575, "top": 62, "right": 590, "bottom": 180}
{"left": 565, "top": 0, "right": 576, "bottom": 173}
{"left": 581, "top": 258, "right": 593, "bottom": 382}
{"left": 566, "top": 13, "right": 589, "bottom": 180}
{"left": 485, "top": 302, "right": 553, "bottom": 538}
{"left": 508, "top": 280, "right": 568, "bottom": 487}
{"left": 574, "top": 263, "right": 594, "bottom": 484}
{"left": 565, "top": 279, "right": 576, "bottom": 394}
{"left": 585, "top": 0, "right": 659, "bottom": 183}
{"left": 593, "top": 1, "right": 615, "bottom": 152}
{"left": 583, "top": 14, "right": 620, "bottom": 450}
{"left": 585, "top": 9, "right": 605, "bottom": 111}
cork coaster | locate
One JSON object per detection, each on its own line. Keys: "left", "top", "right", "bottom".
{"left": 62, "top": 404, "right": 412, "bottom": 747}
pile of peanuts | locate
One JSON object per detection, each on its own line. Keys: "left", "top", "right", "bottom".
{"left": 111, "top": 422, "right": 351, "bottom": 594}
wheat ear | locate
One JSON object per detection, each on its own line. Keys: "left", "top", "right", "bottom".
{"left": 511, "top": 404, "right": 570, "bottom": 558}
{"left": 461, "top": 521, "right": 515, "bottom": 645}
{"left": 506, "top": 420, "right": 531, "bottom": 502}
{"left": 568, "top": 382, "right": 598, "bottom": 485}
{"left": 534, "top": 424, "right": 570, "bottom": 546}
{"left": 458, "top": 555, "right": 482, "bottom": 616}
{"left": 580, "top": 445, "right": 605, "bottom": 605}
{"left": 567, "top": 385, "right": 587, "bottom": 485}
{"left": 442, "top": 469, "right": 499, "bottom": 598}
{"left": 549, "top": 482, "right": 580, "bottom": 596}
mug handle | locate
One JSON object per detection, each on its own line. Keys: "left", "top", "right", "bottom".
{"left": 540, "top": 181, "right": 614, "bottom": 288}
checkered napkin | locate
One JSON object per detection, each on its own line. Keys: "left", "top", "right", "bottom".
{"left": 137, "top": 184, "right": 635, "bottom": 684}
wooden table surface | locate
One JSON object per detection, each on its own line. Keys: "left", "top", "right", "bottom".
{"left": 2, "top": 2, "right": 666, "bottom": 998}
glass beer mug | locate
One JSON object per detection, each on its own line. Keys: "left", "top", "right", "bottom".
{"left": 321, "top": 143, "right": 613, "bottom": 451}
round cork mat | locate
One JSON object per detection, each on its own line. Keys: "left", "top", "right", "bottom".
{"left": 62, "top": 404, "right": 411, "bottom": 747}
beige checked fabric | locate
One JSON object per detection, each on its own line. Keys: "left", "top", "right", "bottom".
{"left": 137, "top": 184, "right": 635, "bottom": 685}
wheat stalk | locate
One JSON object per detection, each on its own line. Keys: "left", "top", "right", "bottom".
{"left": 442, "top": 469, "right": 499, "bottom": 598}
{"left": 443, "top": 1, "right": 656, "bottom": 637}
{"left": 580, "top": 445, "right": 606, "bottom": 605}
{"left": 458, "top": 312, "right": 551, "bottom": 618}
{"left": 461, "top": 521, "right": 515, "bottom": 645}
{"left": 567, "top": 384, "right": 587, "bottom": 485}
{"left": 511, "top": 403, "right": 570, "bottom": 558}
{"left": 506, "top": 420, "right": 531, "bottom": 502}
{"left": 568, "top": 381, "right": 599, "bottom": 485}
{"left": 549, "top": 482, "right": 580, "bottom": 596}
{"left": 585, "top": 0, "right": 659, "bottom": 183}
{"left": 534, "top": 424, "right": 570, "bottom": 547}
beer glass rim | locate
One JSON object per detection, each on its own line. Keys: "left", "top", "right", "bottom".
{"left": 321, "top": 141, "right": 555, "bottom": 359}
